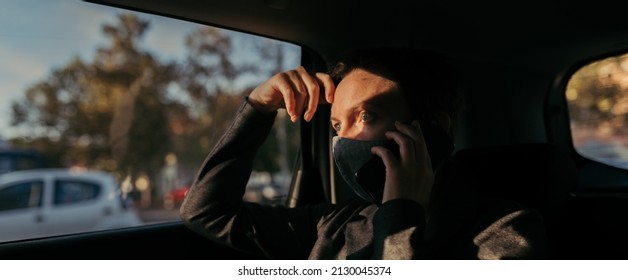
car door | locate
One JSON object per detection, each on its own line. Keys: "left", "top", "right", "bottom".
{"left": 45, "top": 178, "right": 106, "bottom": 237}
{"left": 0, "top": 180, "right": 46, "bottom": 242}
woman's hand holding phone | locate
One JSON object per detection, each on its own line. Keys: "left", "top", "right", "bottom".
{"left": 370, "top": 120, "right": 434, "bottom": 210}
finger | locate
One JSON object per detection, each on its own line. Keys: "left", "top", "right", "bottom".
{"left": 385, "top": 130, "right": 416, "bottom": 164}
{"left": 316, "top": 73, "right": 335, "bottom": 104}
{"left": 296, "top": 67, "right": 320, "bottom": 122}
{"left": 371, "top": 146, "right": 400, "bottom": 169}
{"left": 408, "top": 120, "right": 430, "bottom": 159}
{"left": 273, "top": 72, "right": 297, "bottom": 119}
{"left": 395, "top": 121, "right": 422, "bottom": 142}
{"left": 286, "top": 69, "right": 308, "bottom": 121}
{"left": 397, "top": 121, "right": 429, "bottom": 158}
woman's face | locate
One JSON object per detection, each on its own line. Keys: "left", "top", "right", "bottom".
{"left": 330, "top": 69, "right": 412, "bottom": 140}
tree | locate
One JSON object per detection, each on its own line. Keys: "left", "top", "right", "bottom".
{"left": 10, "top": 13, "right": 301, "bottom": 205}
{"left": 10, "top": 13, "right": 179, "bottom": 184}
{"left": 568, "top": 54, "right": 628, "bottom": 133}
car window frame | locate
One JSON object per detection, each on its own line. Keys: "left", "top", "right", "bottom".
{"left": 546, "top": 50, "right": 628, "bottom": 193}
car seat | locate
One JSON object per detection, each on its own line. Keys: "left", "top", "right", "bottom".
{"left": 431, "top": 143, "right": 578, "bottom": 258}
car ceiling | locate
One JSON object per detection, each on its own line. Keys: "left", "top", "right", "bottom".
{"left": 89, "top": 0, "right": 628, "bottom": 75}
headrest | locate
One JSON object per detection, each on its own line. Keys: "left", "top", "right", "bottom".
{"left": 433, "top": 143, "right": 577, "bottom": 223}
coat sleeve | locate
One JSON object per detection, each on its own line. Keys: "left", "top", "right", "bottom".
{"left": 371, "top": 199, "right": 431, "bottom": 259}
{"left": 180, "top": 98, "right": 327, "bottom": 259}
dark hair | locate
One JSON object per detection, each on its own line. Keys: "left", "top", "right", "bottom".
{"left": 329, "top": 47, "right": 463, "bottom": 128}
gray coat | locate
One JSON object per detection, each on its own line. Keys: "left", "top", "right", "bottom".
{"left": 180, "top": 98, "right": 548, "bottom": 260}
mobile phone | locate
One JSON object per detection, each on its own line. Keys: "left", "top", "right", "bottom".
{"left": 354, "top": 121, "right": 454, "bottom": 205}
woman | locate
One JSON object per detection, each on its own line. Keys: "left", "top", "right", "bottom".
{"left": 180, "top": 47, "right": 547, "bottom": 259}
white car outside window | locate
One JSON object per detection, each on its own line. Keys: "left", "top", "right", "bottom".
{"left": 0, "top": 169, "right": 142, "bottom": 243}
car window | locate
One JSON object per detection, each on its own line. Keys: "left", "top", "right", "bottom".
{"left": 54, "top": 180, "right": 100, "bottom": 205}
{"left": 0, "top": 181, "right": 43, "bottom": 212}
{"left": 0, "top": 1, "right": 300, "bottom": 239}
{"left": 566, "top": 53, "right": 628, "bottom": 170}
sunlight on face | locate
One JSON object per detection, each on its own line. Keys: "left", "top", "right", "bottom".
{"left": 330, "top": 69, "right": 411, "bottom": 140}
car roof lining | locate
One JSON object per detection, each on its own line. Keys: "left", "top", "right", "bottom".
{"left": 88, "top": 0, "right": 628, "bottom": 76}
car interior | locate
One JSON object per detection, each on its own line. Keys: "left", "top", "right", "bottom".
{"left": 2, "top": 0, "right": 628, "bottom": 260}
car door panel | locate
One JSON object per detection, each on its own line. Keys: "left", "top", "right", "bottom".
{"left": 0, "top": 222, "right": 259, "bottom": 260}
{"left": 0, "top": 209, "right": 48, "bottom": 243}
{"left": 553, "top": 158, "right": 628, "bottom": 259}
{"left": 0, "top": 181, "right": 47, "bottom": 242}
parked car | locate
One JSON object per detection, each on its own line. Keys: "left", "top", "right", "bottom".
{"left": 0, "top": 0, "right": 628, "bottom": 262}
{"left": 0, "top": 168, "right": 142, "bottom": 243}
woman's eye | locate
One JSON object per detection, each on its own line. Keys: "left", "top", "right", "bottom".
{"left": 332, "top": 123, "right": 341, "bottom": 131}
{"left": 360, "top": 112, "right": 374, "bottom": 122}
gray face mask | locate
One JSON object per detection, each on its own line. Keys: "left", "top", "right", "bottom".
{"left": 332, "top": 136, "right": 389, "bottom": 204}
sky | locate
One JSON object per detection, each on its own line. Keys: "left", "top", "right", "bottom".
{"left": 0, "top": 0, "right": 299, "bottom": 141}
{"left": 0, "top": 1, "right": 196, "bottom": 140}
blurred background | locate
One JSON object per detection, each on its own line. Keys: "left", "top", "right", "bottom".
{"left": 0, "top": 0, "right": 301, "bottom": 240}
